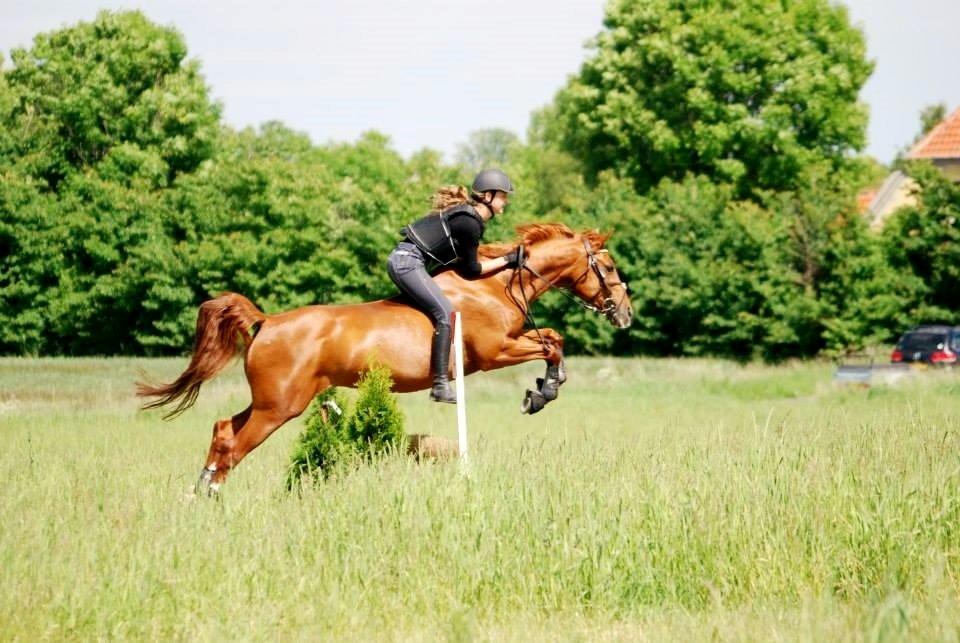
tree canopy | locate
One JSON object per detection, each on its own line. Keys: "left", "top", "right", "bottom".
{"left": 545, "top": 0, "right": 873, "bottom": 199}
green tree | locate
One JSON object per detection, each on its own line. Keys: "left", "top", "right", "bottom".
{"left": 502, "top": 115, "right": 591, "bottom": 222}
{"left": 549, "top": 165, "right": 911, "bottom": 360}
{"left": 881, "top": 161, "right": 960, "bottom": 322}
{"left": 286, "top": 388, "right": 354, "bottom": 488}
{"left": 5, "top": 10, "right": 219, "bottom": 188}
{"left": 0, "top": 10, "right": 221, "bottom": 354}
{"left": 347, "top": 364, "right": 406, "bottom": 453}
{"left": 545, "top": 0, "right": 873, "bottom": 199}
{"left": 454, "top": 128, "right": 520, "bottom": 171}
{"left": 918, "top": 103, "right": 947, "bottom": 139}
{"left": 609, "top": 175, "right": 775, "bottom": 358}
{"left": 759, "top": 168, "right": 919, "bottom": 356}
{"left": 129, "top": 125, "right": 438, "bottom": 351}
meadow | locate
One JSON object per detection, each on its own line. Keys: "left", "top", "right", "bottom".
{"left": 1, "top": 356, "right": 959, "bottom": 641}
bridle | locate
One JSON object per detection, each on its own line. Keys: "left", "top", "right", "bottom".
{"left": 508, "top": 238, "right": 629, "bottom": 351}
{"left": 579, "top": 239, "right": 629, "bottom": 317}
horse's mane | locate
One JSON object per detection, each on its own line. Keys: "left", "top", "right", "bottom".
{"left": 479, "top": 223, "right": 610, "bottom": 259}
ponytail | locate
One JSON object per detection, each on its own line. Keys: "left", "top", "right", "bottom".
{"left": 430, "top": 185, "right": 472, "bottom": 212}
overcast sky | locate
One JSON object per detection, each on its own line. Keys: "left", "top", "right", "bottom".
{"left": 2, "top": 0, "right": 958, "bottom": 164}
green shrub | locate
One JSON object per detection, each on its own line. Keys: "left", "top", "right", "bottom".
{"left": 286, "top": 363, "right": 405, "bottom": 490}
{"left": 285, "top": 387, "right": 353, "bottom": 490}
{"left": 347, "top": 363, "right": 406, "bottom": 454}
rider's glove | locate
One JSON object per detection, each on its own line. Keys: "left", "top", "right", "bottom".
{"left": 503, "top": 246, "right": 523, "bottom": 268}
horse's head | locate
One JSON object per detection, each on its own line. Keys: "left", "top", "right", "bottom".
{"left": 562, "top": 230, "right": 633, "bottom": 329}
{"left": 514, "top": 224, "right": 633, "bottom": 329}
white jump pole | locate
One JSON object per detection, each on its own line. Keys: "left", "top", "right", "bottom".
{"left": 452, "top": 311, "right": 468, "bottom": 462}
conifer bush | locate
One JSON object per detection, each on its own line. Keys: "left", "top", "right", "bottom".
{"left": 286, "top": 364, "right": 405, "bottom": 489}
{"left": 346, "top": 364, "right": 406, "bottom": 453}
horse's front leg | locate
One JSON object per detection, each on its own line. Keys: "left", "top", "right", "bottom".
{"left": 487, "top": 328, "right": 565, "bottom": 368}
{"left": 486, "top": 329, "right": 566, "bottom": 414}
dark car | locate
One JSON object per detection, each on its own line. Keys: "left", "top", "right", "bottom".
{"left": 891, "top": 325, "right": 960, "bottom": 365}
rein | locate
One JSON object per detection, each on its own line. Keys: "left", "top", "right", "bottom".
{"left": 507, "top": 239, "right": 628, "bottom": 352}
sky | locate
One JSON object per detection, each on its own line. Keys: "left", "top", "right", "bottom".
{"left": 2, "top": 0, "right": 959, "bottom": 165}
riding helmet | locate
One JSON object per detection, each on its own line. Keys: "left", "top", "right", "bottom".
{"left": 472, "top": 169, "right": 514, "bottom": 195}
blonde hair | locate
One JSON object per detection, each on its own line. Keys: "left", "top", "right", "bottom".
{"left": 430, "top": 185, "right": 472, "bottom": 212}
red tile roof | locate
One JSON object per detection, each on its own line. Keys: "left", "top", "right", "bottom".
{"left": 907, "top": 106, "right": 960, "bottom": 159}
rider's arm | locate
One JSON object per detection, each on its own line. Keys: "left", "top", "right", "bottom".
{"left": 452, "top": 215, "right": 516, "bottom": 276}
{"left": 477, "top": 256, "right": 513, "bottom": 275}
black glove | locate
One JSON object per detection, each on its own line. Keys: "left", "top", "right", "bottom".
{"left": 503, "top": 246, "right": 523, "bottom": 268}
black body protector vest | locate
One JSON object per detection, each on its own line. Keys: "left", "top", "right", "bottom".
{"left": 400, "top": 204, "right": 485, "bottom": 266}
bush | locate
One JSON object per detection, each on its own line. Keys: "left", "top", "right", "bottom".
{"left": 346, "top": 362, "right": 406, "bottom": 452}
{"left": 286, "top": 363, "right": 405, "bottom": 490}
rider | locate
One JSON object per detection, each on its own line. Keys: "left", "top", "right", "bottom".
{"left": 388, "top": 169, "right": 521, "bottom": 403}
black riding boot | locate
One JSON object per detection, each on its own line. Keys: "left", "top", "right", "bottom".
{"left": 429, "top": 325, "right": 457, "bottom": 404}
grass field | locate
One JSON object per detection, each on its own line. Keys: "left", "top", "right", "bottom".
{"left": 1, "top": 356, "right": 959, "bottom": 641}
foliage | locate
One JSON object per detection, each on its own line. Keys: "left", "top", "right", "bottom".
{"left": 0, "top": 10, "right": 219, "bottom": 354}
{"left": 918, "top": 103, "right": 947, "bottom": 140}
{"left": 285, "top": 387, "right": 354, "bottom": 490}
{"left": 507, "top": 0, "right": 903, "bottom": 359}
{"left": 5, "top": 10, "right": 219, "bottom": 189}
{"left": 761, "top": 168, "right": 920, "bottom": 355}
{"left": 286, "top": 363, "right": 405, "bottom": 489}
{"left": 525, "top": 165, "right": 912, "bottom": 361}
{"left": 544, "top": 0, "right": 873, "bottom": 199}
{"left": 346, "top": 362, "right": 406, "bottom": 452}
{"left": 454, "top": 128, "right": 520, "bottom": 171}
{"left": 880, "top": 161, "right": 960, "bottom": 322}
{"left": 601, "top": 175, "right": 774, "bottom": 358}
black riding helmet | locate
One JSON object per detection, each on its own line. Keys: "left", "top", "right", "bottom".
{"left": 472, "top": 169, "right": 514, "bottom": 195}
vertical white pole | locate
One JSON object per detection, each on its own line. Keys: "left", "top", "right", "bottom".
{"left": 453, "top": 311, "right": 468, "bottom": 462}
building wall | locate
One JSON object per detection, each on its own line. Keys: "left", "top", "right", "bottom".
{"left": 867, "top": 171, "right": 918, "bottom": 231}
{"left": 933, "top": 159, "right": 960, "bottom": 182}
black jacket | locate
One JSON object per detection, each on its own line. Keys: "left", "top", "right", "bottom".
{"left": 401, "top": 204, "right": 485, "bottom": 275}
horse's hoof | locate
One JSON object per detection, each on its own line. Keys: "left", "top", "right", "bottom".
{"left": 521, "top": 389, "right": 547, "bottom": 414}
{"left": 194, "top": 465, "right": 219, "bottom": 497}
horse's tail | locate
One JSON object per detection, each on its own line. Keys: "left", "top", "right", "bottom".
{"left": 137, "top": 293, "right": 266, "bottom": 419}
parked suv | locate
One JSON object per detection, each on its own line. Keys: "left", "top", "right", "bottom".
{"left": 891, "top": 325, "right": 960, "bottom": 365}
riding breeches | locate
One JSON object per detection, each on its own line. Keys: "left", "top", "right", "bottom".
{"left": 387, "top": 242, "right": 454, "bottom": 329}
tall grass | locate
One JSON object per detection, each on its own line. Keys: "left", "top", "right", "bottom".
{"left": 1, "top": 357, "right": 958, "bottom": 640}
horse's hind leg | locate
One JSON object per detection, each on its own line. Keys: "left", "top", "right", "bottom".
{"left": 196, "top": 408, "right": 292, "bottom": 493}
{"left": 195, "top": 406, "right": 250, "bottom": 495}
{"left": 192, "top": 333, "right": 325, "bottom": 493}
{"left": 199, "top": 386, "right": 320, "bottom": 492}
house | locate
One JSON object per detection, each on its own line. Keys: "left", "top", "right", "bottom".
{"left": 905, "top": 105, "right": 960, "bottom": 181}
{"left": 861, "top": 105, "right": 960, "bottom": 230}
{"left": 861, "top": 170, "right": 918, "bottom": 231}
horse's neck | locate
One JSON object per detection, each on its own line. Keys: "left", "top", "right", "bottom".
{"left": 496, "top": 247, "right": 570, "bottom": 303}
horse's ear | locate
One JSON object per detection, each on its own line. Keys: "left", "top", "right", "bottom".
{"left": 583, "top": 229, "right": 611, "bottom": 250}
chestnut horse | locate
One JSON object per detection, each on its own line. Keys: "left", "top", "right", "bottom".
{"left": 137, "top": 223, "right": 632, "bottom": 492}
